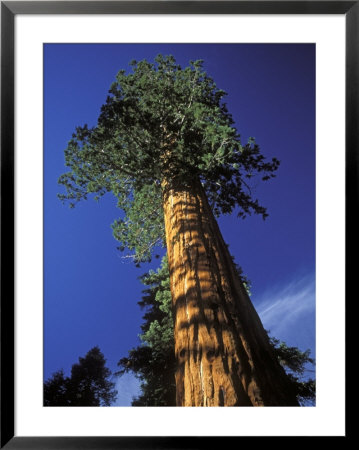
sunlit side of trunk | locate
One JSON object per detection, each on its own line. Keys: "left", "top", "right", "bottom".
{"left": 162, "top": 180, "right": 298, "bottom": 406}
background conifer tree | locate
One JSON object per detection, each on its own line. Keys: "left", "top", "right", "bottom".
{"left": 44, "top": 346, "right": 117, "bottom": 406}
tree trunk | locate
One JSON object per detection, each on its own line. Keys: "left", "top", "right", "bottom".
{"left": 162, "top": 179, "right": 299, "bottom": 406}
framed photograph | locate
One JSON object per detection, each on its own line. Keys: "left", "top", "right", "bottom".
{"left": 1, "top": 1, "right": 352, "bottom": 447}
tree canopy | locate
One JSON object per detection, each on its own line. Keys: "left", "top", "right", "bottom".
{"left": 117, "top": 257, "right": 315, "bottom": 406}
{"left": 44, "top": 346, "right": 117, "bottom": 406}
{"left": 58, "top": 55, "right": 279, "bottom": 264}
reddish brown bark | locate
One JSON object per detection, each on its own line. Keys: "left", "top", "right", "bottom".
{"left": 162, "top": 180, "right": 298, "bottom": 406}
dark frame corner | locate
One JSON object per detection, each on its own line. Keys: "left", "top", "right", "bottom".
{"left": 1, "top": 1, "right": 354, "bottom": 448}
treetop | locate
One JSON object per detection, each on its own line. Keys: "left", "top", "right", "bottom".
{"left": 58, "top": 54, "right": 279, "bottom": 263}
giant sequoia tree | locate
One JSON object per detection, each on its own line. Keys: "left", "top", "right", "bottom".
{"left": 59, "top": 55, "right": 298, "bottom": 406}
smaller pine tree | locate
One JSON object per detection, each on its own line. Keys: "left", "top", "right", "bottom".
{"left": 117, "top": 256, "right": 176, "bottom": 406}
{"left": 44, "top": 346, "right": 117, "bottom": 406}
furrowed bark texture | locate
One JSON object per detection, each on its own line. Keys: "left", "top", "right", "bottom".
{"left": 162, "top": 180, "right": 298, "bottom": 406}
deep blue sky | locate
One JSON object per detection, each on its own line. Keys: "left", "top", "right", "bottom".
{"left": 44, "top": 44, "right": 315, "bottom": 405}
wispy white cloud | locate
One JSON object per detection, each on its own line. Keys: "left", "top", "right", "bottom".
{"left": 255, "top": 273, "right": 315, "bottom": 340}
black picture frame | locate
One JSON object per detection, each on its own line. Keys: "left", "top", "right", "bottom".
{"left": 1, "top": 1, "right": 353, "bottom": 447}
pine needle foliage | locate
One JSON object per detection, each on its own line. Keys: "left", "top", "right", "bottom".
{"left": 58, "top": 55, "right": 279, "bottom": 264}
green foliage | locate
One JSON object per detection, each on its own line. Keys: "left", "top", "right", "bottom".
{"left": 58, "top": 55, "right": 279, "bottom": 263}
{"left": 268, "top": 335, "right": 316, "bottom": 406}
{"left": 269, "top": 335, "right": 315, "bottom": 375}
{"left": 112, "top": 182, "right": 165, "bottom": 264}
{"left": 44, "top": 346, "right": 117, "bottom": 406}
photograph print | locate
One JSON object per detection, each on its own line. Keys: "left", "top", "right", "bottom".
{"left": 44, "top": 43, "right": 315, "bottom": 407}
